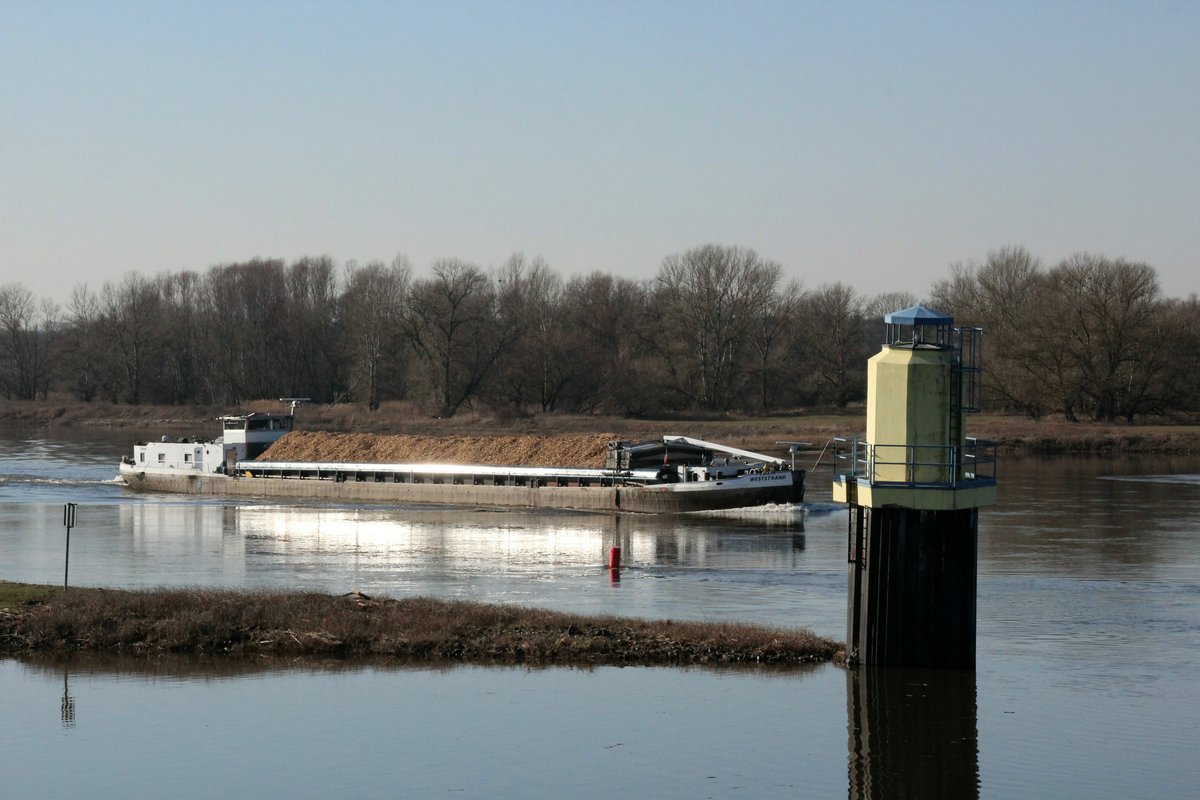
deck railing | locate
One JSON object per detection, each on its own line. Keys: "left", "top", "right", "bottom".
{"left": 833, "top": 437, "right": 996, "bottom": 488}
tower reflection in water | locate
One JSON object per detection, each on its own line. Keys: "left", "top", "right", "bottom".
{"left": 847, "top": 668, "right": 979, "bottom": 800}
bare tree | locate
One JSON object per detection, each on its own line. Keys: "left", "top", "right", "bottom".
{"left": 284, "top": 256, "right": 342, "bottom": 400}
{"left": 341, "top": 257, "right": 410, "bottom": 410}
{"left": 1044, "top": 254, "right": 1162, "bottom": 421}
{"left": 158, "top": 272, "right": 204, "bottom": 403}
{"left": 489, "top": 255, "right": 573, "bottom": 411}
{"left": 1155, "top": 294, "right": 1200, "bottom": 415}
{"left": 97, "top": 274, "right": 164, "bottom": 404}
{"left": 60, "top": 286, "right": 107, "bottom": 401}
{"left": 558, "top": 272, "right": 655, "bottom": 414}
{"left": 861, "top": 291, "right": 920, "bottom": 358}
{"left": 0, "top": 284, "right": 58, "bottom": 400}
{"left": 199, "top": 259, "right": 289, "bottom": 403}
{"left": 402, "top": 259, "right": 511, "bottom": 416}
{"left": 747, "top": 279, "right": 803, "bottom": 410}
{"left": 800, "top": 283, "right": 868, "bottom": 408}
{"left": 655, "top": 244, "right": 782, "bottom": 410}
{"left": 931, "top": 246, "right": 1047, "bottom": 415}
{"left": 863, "top": 291, "right": 920, "bottom": 321}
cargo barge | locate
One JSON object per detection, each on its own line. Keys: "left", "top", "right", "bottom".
{"left": 118, "top": 412, "right": 805, "bottom": 514}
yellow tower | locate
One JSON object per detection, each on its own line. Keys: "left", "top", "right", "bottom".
{"left": 833, "top": 305, "right": 996, "bottom": 667}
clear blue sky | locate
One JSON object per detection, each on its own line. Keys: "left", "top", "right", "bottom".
{"left": 3, "top": 0, "right": 1197, "bottom": 304}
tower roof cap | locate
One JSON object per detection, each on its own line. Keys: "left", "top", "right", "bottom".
{"left": 883, "top": 305, "right": 953, "bottom": 326}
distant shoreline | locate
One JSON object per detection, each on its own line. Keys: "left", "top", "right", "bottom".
{"left": 0, "top": 398, "right": 1197, "bottom": 455}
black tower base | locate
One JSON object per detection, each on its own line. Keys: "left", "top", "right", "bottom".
{"left": 847, "top": 506, "right": 978, "bottom": 667}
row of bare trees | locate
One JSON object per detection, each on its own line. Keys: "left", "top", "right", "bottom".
{"left": 2, "top": 244, "right": 1196, "bottom": 420}
{"left": 931, "top": 246, "right": 1200, "bottom": 421}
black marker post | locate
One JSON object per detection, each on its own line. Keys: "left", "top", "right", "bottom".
{"left": 63, "top": 502, "right": 77, "bottom": 591}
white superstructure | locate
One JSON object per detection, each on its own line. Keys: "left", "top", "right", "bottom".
{"left": 123, "top": 413, "right": 293, "bottom": 474}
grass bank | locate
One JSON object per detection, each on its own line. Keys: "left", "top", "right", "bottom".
{"left": 0, "top": 582, "right": 844, "bottom": 669}
{"left": 2, "top": 398, "right": 1197, "bottom": 454}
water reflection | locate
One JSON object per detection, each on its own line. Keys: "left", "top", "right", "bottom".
{"left": 60, "top": 669, "right": 75, "bottom": 729}
{"left": 27, "top": 655, "right": 987, "bottom": 798}
{"left": 847, "top": 668, "right": 979, "bottom": 800}
{"left": 114, "top": 502, "right": 807, "bottom": 572}
{"left": 5, "top": 656, "right": 847, "bottom": 799}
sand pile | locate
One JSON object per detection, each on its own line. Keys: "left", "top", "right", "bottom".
{"left": 258, "top": 431, "right": 619, "bottom": 468}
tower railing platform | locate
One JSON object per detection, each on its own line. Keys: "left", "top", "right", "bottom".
{"left": 832, "top": 437, "right": 997, "bottom": 489}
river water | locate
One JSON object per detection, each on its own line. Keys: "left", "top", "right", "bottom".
{"left": 1, "top": 427, "right": 1198, "bottom": 799}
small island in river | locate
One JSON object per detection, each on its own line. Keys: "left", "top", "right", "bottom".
{"left": 0, "top": 582, "right": 844, "bottom": 669}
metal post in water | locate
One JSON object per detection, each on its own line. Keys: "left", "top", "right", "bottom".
{"left": 63, "top": 502, "right": 77, "bottom": 591}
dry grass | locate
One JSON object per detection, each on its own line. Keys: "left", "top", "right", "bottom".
{"left": 2, "top": 397, "right": 1197, "bottom": 454}
{"left": 0, "top": 584, "right": 844, "bottom": 669}
{"left": 968, "top": 414, "right": 1200, "bottom": 453}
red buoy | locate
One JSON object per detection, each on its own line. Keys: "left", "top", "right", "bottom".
{"left": 609, "top": 546, "right": 622, "bottom": 570}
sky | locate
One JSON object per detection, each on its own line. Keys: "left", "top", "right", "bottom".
{"left": 2, "top": 0, "right": 1197, "bottom": 305}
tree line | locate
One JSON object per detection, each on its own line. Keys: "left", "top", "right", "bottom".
{"left": 931, "top": 246, "right": 1200, "bottom": 421}
{"left": 1, "top": 244, "right": 1197, "bottom": 420}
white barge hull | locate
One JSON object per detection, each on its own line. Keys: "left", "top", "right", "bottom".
{"left": 118, "top": 464, "right": 804, "bottom": 514}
